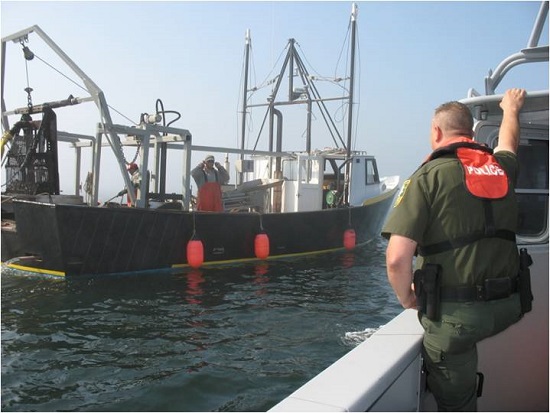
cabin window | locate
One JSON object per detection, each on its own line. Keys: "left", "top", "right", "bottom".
{"left": 299, "top": 158, "right": 320, "bottom": 184}
{"left": 282, "top": 158, "right": 320, "bottom": 184}
{"left": 365, "top": 159, "right": 379, "bottom": 185}
{"left": 516, "top": 140, "right": 548, "bottom": 190}
{"left": 478, "top": 123, "right": 548, "bottom": 243}
{"left": 282, "top": 160, "right": 296, "bottom": 181}
{"left": 515, "top": 138, "right": 549, "bottom": 240}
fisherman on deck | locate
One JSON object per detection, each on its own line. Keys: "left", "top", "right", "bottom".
{"left": 126, "top": 162, "right": 141, "bottom": 206}
{"left": 191, "top": 155, "right": 230, "bottom": 212}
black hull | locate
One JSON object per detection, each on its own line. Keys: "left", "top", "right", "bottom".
{"left": 5, "top": 189, "right": 396, "bottom": 276}
{"left": 1, "top": 221, "right": 24, "bottom": 262}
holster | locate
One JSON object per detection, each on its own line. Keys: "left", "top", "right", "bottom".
{"left": 518, "top": 248, "right": 534, "bottom": 314}
{"left": 414, "top": 264, "right": 442, "bottom": 321}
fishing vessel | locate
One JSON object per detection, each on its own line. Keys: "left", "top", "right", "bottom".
{"left": 271, "top": 2, "right": 548, "bottom": 411}
{"left": 1, "top": 5, "right": 398, "bottom": 277}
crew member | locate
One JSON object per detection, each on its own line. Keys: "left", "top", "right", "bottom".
{"left": 191, "top": 155, "right": 229, "bottom": 211}
{"left": 127, "top": 162, "right": 141, "bottom": 206}
{"left": 381, "top": 88, "right": 527, "bottom": 411}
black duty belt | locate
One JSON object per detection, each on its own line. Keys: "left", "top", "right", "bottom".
{"left": 441, "top": 277, "right": 519, "bottom": 302}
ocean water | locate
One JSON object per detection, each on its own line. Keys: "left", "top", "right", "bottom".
{"left": 1, "top": 236, "right": 402, "bottom": 412}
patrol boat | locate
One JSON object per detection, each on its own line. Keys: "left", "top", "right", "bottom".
{"left": 0, "top": 5, "right": 398, "bottom": 276}
{"left": 270, "top": 2, "right": 548, "bottom": 411}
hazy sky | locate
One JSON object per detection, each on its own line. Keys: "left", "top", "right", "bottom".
{"left": 2, "top": 1, "right": 548, "bottom": 200}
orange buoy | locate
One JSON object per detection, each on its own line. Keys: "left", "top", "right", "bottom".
{"left": 343, "top": 228, "right": 356, "bottom": 250}
{"left": 187, "top": 239, "right": 204, "bottom": 269}
{"left": 254, "top": 233, "right": 270, "bottom": 260}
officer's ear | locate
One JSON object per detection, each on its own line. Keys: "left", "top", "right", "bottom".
{"left": 430, "top": 120, "right": 444, "bottom": 148}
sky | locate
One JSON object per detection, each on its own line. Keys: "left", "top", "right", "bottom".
{"left": 1, "top": 1, "right": 548, "bottom": 201}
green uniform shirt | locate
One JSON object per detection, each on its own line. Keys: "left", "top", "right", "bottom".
{"left": 382, "top": 150, "right": 519, "bottom": 287}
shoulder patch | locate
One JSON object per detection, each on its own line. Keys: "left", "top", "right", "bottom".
{"left": 393, "top": 179, "right": 410, "bottom": 207}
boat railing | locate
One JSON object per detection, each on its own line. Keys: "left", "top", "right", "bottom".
{"left": 269, "top": 309, "right": 429, "bottom": 412}
{"left": 482, "top": 1, "right": 548, "bottom": 95}
{"left": 482, "top": 46, "right": 549, "bottom": 96}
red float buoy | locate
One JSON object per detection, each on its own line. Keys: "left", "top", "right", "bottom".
{"left": 187, "top": 239, "right": 204, "bottom": 269}
{"left": 254, "top": 233, "right": 270, "bottom": 260}
{"left": 343, "top": 228, "right": 356, "bottom": 250}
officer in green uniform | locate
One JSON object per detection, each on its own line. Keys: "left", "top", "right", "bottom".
{"left": 381, "top": 88, "right": 527, "bottom": 411}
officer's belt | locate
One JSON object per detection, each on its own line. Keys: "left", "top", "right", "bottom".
{"left": 441, "top": 277, "right": 519, "bottom": 302}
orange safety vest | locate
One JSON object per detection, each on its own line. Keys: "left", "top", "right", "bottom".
{"left": 424, "top": 137, "right": 508, "bottom": 200}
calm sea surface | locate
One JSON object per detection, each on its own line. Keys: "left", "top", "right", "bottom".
{"left": 1, "top": 236, "right": 402, "bottom": 412}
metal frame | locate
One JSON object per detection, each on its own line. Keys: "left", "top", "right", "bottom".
{"left": 2, "top": 25, "right": 137, "bottom": 204}
{"left": 484, "top": 1, "right": 549, "bottom": 95}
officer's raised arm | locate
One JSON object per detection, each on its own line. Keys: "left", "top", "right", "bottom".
{"left": 494, "top": 88, "right": 526, "bottom": 154}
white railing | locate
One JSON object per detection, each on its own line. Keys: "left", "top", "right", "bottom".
{"left": 270, "top": 309, "right": 427, "bottom": 412}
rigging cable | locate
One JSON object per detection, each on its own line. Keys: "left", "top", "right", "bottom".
{"left": 329, "top": 15, "right": 362, "bottom": 153}
{"left": 17, "top": 47, "right": 148, "bottom": 170}
{"left": 297, "top": 43, "right": 350, "bottom": 91}
{"left": 293, "top": 45, "right": 346, "bottom": 148}
{"left": 26, "top": 52, "right": 136, "bottom": 126}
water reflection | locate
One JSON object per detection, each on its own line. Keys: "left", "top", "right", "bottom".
{"left": 185, "top": 269, "right": 205, "bottom": 305}
{"left": 2, "top": 238, "right": 402, "bottom": 412}
{"left": 253, "top": 262, "right": 269, "bottom": 296}
{"left": 340, "top": 252, "right": 355, "bottom": 268}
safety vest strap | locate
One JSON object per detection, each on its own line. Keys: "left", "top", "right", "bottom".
{"left": 418, "top": 228, "right": 516, "bottom": 256}
{"left": 418, "top": 139, "right": 516, "bottom": 256}
{"left": 419, "top": 200, "right": 516, "bottom": 256}
{"left": 426, "top": 140, "right": 493, "bottom": 163}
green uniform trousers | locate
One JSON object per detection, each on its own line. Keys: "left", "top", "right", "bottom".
{"left": 419, "top": 293, "right": 522, "bottom": 411}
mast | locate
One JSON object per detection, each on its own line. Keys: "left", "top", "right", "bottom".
{"left": 288, "top": 39, "right": 295, "bottom": 102}
{"left": 241, "top": 5, "right": 358, "bottom": 175}
{"left": 346, "top": 3, "right": 358, "bottom": 159}
{"left": 239, "top": 29, "right": 251, "bottom": 185}
{"left": 344, "top": 3, "right": 358, "bottom": 204}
